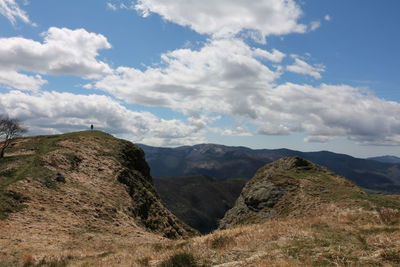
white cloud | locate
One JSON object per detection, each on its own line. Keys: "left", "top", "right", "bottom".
{"left": 286, "top": 56, "right": 325, "bottom": 79}
{"left": 324, "top": 15, "right": 332, "bottom": 21}
{"left": 92, "top": 38, "right": 282, "bottom": 117}
{"left": 309, "top": 21, "right": 321, "bottom": 31}
{"left": 89, "top": 38, "right": 400, "bottom": 145}
{"left": 254, "top": 48, "right": 286, "bottom": 63}
{"left": 257, "top": 124, "right": 291, "bottom": 136}
{"left": 268, "top": 83, "right": 400, "bottom": 145}
{"left": 215, "top": 125, "right": 252, "bottom": 137}
{"left": 0, "top": 27, "right": 112, "bottom": 90}
{"left": 0, "top": 90, "right": 205, "bottom": 146}
{"left": 0, "top": 0, "right": 31, "bottom": 25}
{"left": 134, "top": 0, "right": 307, "bottom": 41}
{"left": 0, "top": 71, "right": 46, "bottom": 91}
{"left": 106, "top": 2, "right": 117, "bottom": 11}
{"left": 304, "top": 135, "right": 333, "bottom": 143}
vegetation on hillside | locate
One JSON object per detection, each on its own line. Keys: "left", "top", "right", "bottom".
{"left": 0, "top": 131, "right": 197, "bottom": 266}
{"left": 0, "top": 131, "right": 113, "bottom": 219}
{"left": 14, "top": 204, "right": 398, "bottom": 266}
{"left": 221, "top": 157, "right": 400, "bottom": 229}
{"left": 0, "top": 133, "right": 399, "bottom": 266}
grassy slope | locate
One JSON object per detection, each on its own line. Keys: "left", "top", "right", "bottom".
{"left": 0, "top": 131, "right": 113, "bottom": 219}
{"left": 0, "top": 131, "right": 199, "bottom": 266}
{"left": 50, "top": 202, "right": 400, "bottom": 267}
{"left": 69, "top": 161, "right": 400, "bottom": 266}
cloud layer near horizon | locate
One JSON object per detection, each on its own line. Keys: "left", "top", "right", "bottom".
{"left": 0, "top": 90, "right": 205, "bottom": 146}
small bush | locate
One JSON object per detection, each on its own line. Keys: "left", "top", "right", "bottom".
{"left": 0, "top": 190, "right": 28, "bottom": 220}
{"left": 381, "top": 249, "right": 400, "bottom": 264}
{"left": 22, "top": 256, "right": 69, "bottom": 267}
{"left": 152, "top": 243, "right": 165, "bottom": 252}
{"left": 0, "top": 168, "right": 17, "bottom": 177}
{"left": 159, "top": 252, "right": 197, "bottom": 267}
{"left": 210, "top": 235, "right": 235, "bottom": 250}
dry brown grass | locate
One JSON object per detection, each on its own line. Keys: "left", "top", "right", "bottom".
{"left": 2, "top": 205, "right": 399, "bottom": 266}
{"left": 1, "top": 186, "right": 399, "bottom": 267}
{"left": 377, "top": 207, "right": 400, "bottom": 225}
{"left": 13, "top": 204, "right": 391, "bottom": 267}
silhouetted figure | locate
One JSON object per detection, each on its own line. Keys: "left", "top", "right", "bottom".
{"left": 90, "top": 124, "right": 93, "bottom": 130}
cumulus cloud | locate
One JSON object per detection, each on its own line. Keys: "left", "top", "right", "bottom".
{"left": 91, "top": 38, "right": 282, "bottom": 117}
{"left": 0, "top": 0, "right": 31, "bottom": 25}
{"left": 0, "top": 27, "right": 112, "bottom": 91}
{"left": 134, "top": 0, "right": 307, "bottom": 41}
{"left": 0, "top": 90, "right": 205, "bottom": 146}
{"left": 268, "top": 83, "right": 400, "bottom": 145}
{"left": 89, "top": 38, "right": 400, "bottom": 145}
{"left": 286, "top": 56, "right": 325, "bottom": 79}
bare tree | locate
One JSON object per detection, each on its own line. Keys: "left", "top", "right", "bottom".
{"left": 0, "top": 117, "right": 27, "bottom": 158}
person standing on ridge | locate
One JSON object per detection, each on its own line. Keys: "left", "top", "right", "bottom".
{"left": 90, "top": 124, "right": 93, "bottom": 130}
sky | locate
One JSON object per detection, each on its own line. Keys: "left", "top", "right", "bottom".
{"left": 0, "top": 0, "right": 399, "bottom": 158}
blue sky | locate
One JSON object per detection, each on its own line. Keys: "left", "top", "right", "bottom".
{"left": 0, "top": 0, "right": 399, "bottom": 157}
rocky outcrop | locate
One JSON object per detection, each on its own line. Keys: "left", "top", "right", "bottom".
{"left": 116, "top": 141, "right": 197, "bottom": 238}
{"left": 219, "top": 157, "right": 364, "bottom": 229}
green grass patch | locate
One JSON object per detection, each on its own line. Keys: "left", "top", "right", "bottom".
{"left": 0, "top": 190, "right": 28, "bottom": 220}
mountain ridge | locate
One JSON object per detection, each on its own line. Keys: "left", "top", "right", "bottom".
{"left": 368, "top": 155, "right": 400, "bottom": 164}
{"left": 139, "top": 143, "right": 400, "bottom": 193}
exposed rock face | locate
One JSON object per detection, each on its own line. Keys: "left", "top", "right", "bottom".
{"left": 219, "top": 157, "right": 364, "bottom": 229}
{"left": 115, "top": 141, "right": 197, "bottom": 238}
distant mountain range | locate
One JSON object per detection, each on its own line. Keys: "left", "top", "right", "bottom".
{"left": 139, "top": 144, "right": 400, "bottom": 193}
{"left": 368, "top": 155, "right": 400, "bottom": 164}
